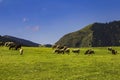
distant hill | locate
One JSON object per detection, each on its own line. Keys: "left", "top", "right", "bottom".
{"left": 55, "top": 20, "right": 120, "bottom": 47}
{"left": 0, "top": 35, "right": 39, "bottom": 47}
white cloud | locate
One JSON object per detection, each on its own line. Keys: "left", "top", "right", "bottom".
{"left": 31, "top": 26, "right": 40, "bottom": 32}
{"left": 26, "top": 26, "right": 40, "bottom": 32}
{"left": 23, "top": 18, "right": 29, "bottom": 22}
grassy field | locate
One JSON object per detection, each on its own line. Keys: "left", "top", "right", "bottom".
{"left": 0, "top": 46, "right": 120, "bottom": 80}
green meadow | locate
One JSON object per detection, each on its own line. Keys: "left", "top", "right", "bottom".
{"left": 0, "top": 46, "right": 120, "bottom": 80}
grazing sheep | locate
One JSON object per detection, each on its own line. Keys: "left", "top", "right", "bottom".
{"left": 9, "top": 44, "right": 21, "bottom": 50}
{"left": 53, "top": 49, "right": 59, "bottom": 53}
{"left": 56, "top": 45, "right": 65, "bottom": 49}
{"left": 107, "top": 47, "right": 117, "bottom": 55}
{"left": 72, "top": 49, "right": 80, "bottom": 54}
{"left": 84, "top": 50, "right": 90, "bottom": 55}
{"left": 53, "top": 45, "right": 69, "bottom": 54}
{"left": 54, "top": 49, "right": 64, "bottom": 54}
{"left": 108, "top": 47, "right": 112, "bottom": 51}
{"left": 111, "top": 49, "right": 117, "bottom": 55}
{"left": 84, "top": 49, "right": 95, "bottom": 55}
{"left": 15, "top": 44, "right": 21, "bottom": 50}
{"left": 19, "top": 48, "right": 23, "bottom": 55}
{"left": 9, "top": 43, "right": 16, "bottom": 50}
{"left": 54, "top": 47, "right": 70, "bottom": 54}
{"left": 5, "top": 42, "right": 15, "bottom": 47}
{"left": 64, "top": 48, "right": 70, "bottom": 54}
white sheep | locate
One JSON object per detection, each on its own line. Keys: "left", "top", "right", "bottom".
{"left": 19, "top": 48, "right": 23, "bottom": 55}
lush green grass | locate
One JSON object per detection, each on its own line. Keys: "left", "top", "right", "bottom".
{"left": 0, "top": 46, "right": 120, "bottom": 80}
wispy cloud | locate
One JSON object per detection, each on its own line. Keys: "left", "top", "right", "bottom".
{"left": 26, "top": 26, "right": 40, "bottom": 32}
{"left": 32, "top": 26, "right": 40, "bottom": 31}
{"left": 23, "top": 17, "right": 29, "bottom": 22}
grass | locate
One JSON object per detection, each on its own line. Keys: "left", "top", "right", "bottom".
{"left": 0, "top": 46, "right": 120, "bottom": 80}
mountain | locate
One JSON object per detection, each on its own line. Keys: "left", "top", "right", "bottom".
{"left": 0, "top": 35, "right": 39, "bottom": 47}
{"left": 55, "top": 20, "right": 120, "bottom": 47}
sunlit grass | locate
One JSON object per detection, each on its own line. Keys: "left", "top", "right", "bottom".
{"left": 0, "top": 46, "right": 120, "bottom": 80}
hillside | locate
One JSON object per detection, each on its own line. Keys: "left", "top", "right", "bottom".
{"left": 0, "top": 35, "right": 39, "bottom": 47}
{"left": 55, "top": 20, "right": 120, "bottom": 47}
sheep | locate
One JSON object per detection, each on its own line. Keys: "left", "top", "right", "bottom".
{"left": 9, "top": 44, "right": 21, "bottom": 50}
{"left": 64, "top": 48, "right": 70, "bottom": 54}
{"left": 107, "top": 47, "right": 117, "bottom": 55}
{"left": 108, "top": 47, "right": 112, "bottom": 51}
{"left": 54, "top": 49, "right": 64, "bottom": 54}
{"left": 53, "top": 47, "right": 70, "bottom": 54}
{"left": 72, "top": 49, "right": 80, "bottom": 54}
{"left": 19, "top": 48, "right": 23, "bottom": 55}
{"left": 15, "top": 44, "right": 21, "bottom": 50}
{"left": 84, "top": 49, "right": 95, "bottom": 55}
{"left": 111, "top": 49, "right": 117, "bottom": 55}
{"left": 5, "top": 42, "right": 15, "bottom": 47}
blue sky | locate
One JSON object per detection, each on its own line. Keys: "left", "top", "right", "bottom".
{"left": 0, "top": 0, "right": 120, "bottom": 44}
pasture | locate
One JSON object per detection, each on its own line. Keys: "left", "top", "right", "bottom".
{"left": 0, "top": 46, "right": 120, "bottom": 80}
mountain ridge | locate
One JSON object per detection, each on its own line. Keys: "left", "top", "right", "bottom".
{"left": 55, "top": 20, "right": 120, "bottom": 47}
{"left": 0, "top": 35, "right": 39, "bottom": 47}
